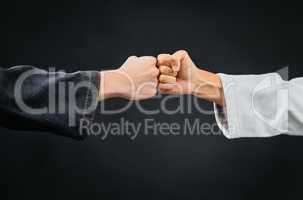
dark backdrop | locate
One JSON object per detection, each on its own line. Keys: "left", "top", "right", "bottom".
{"left": 1, "top": 0, "right": 302, "bottom": 199}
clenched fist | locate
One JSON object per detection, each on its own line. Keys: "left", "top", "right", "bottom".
{"left": 157, "top": 50, "right": 225, "bottom": 106}
{"left": 99, "top": 56, "right": 159, "bottom": 100}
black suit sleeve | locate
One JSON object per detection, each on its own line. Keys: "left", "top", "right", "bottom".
{"left": 0, "top": 65, "right": 100, "bottom": 140}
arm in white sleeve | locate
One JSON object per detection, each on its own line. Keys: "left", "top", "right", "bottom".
{"left": 214, "top": 73, "right": 303, "bottom": 139}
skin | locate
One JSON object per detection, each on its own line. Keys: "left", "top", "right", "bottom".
{"left": 99, "top": 56, "right": 159, "bottom": 100}
{"left": 98, "top": 50, "right": 224, "bottom": 106}
{"left": 157, "top": 50, "right": 225, "bottom": 106}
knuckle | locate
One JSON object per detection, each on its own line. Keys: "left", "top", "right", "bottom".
{"left": 159, "top": 65, "right": 165, "bottom": 70}
{"left": 179, "top": 49, "right": 188, "bottom": 55}
{"left": 159, "top": 75, "right": 165, "bottom": 82}
{"left": 141, "top": 56, "right": 156, "bottom": 62}
{"left": 158, "top": 75, "right": 163, "bottom": 82}
{"left": 143, "top": 55, "right": 155, "bottom": 60}
{"left": 159, "top": 83, "right": 165, "bottom": 89}
{"left": 149, "top": 67, "right": 158, "bottom": 76}
{"left": 159, "top": 68, "right": 165, "bottom": 73}
{"left": 164, "top": 66, "right": 173, "bottom": 73}
{"left": 128, "top": 55, "right": 137, "bottom": 60}
{"left": 157, "top": 54, "right": 169, "bottom": 62}
{"left": 149, "top": 56, "right": 157, "bottom": 64}
{"left": 154, "top": 78, "right": 159, "bottom": 84}
{"left": 154, "top": 68, "right": 160, "bottom": 76}
{"left": 159, "top": 65, "right": 166, "bottom": 69}
{"left": 157, "top": 54, "right": 164, "bottom": 60}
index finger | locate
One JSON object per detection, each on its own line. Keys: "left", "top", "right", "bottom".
{"left": 157, "top": 54, "right": 180, "bottom": 72}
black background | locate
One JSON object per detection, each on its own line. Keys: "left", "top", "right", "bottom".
{"left": 1, "top": 0, "right": 303, "bottom": 199}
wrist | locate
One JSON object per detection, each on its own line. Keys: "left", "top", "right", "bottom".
{"left": 98, "top": 70, "right": 131, "bottom": 100}
{"left": 191, "top": 69, "right": 225, "bottom": 106}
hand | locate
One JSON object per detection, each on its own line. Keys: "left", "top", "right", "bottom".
{"left": 157, "top": 50, "right": 198, "bottom": 94}
{"left": 157, "top": 50, "right": 225, "bottom": 106}
{"left": 99, "top": 56, "right": 159, "bottom": 100}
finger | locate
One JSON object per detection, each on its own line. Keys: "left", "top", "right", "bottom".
{"left": 157, "top": 54, "right": 171, "bottom": 65}
{"left": 159, "top": 88, "right": 170, "bottom": 94}
{"left": 153, "top": 67, "right": 160, "bottom": 76}
{"left": 153, "top": 78, "right": 158, "bottom": 85}
{"left": 127, "top": 55, "right": 138, "bottom": 60}
{"left": 173, "top": 50, "right": 188, "bottom": 60}
{"left": 159, "top": 74, "right": 176, "bottom": 83}
{"left": 159, "top": 65, "right": 177, "bottom": 76}
{"left": 159, "top": 87, "right": 179, "bottom": 94}
{"left": 158, "top": 83, "right": 176, "bottom": 90}
{"left": 159, "top": 84, "right": 183, "bottom": 94}
{"left": 172, "top": 50, "right": 192, "bottom": 70}
{"left": 157, "top": 54, "right": 179, "bottom": 71}
{"left": 139, "top": 56, "right": 157, "bottom": 64}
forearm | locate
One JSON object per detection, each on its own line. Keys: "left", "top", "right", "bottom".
{"left": 191, "top": 69, "right": 225, "bottom": 106}
{"left": 0, "top": 65, "right": 100, "bottom": 139}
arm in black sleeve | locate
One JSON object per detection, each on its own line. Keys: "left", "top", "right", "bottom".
{"left": 0, "top": 65, "right": 100, "bottom": 140}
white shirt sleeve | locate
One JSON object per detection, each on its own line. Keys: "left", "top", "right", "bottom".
{"left": 214, "top": 73, "right": 303, "bottom": 139}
